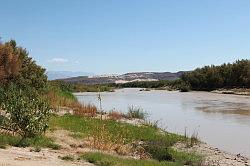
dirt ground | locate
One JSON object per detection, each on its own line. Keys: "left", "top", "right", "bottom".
{"left": 0, "top": 147, "right": 94, "bottom": 166}
{"left": 0, "top": 130, "right": 94, "bottom": 166}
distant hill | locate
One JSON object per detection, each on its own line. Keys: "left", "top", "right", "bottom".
{"left": 59, "top": 71, "right": 186, "bottom": 85}
{"left": 47, "top": 71, "right": 93, "bottom": 80}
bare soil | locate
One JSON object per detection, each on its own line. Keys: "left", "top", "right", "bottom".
{"left": 0, "top": 147, "right": 94, "bottom": 166}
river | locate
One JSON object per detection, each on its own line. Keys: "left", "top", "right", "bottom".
{"left": 75, "top": 88, "right": 250, "bottom": 157}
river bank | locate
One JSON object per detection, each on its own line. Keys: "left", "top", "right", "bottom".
{"left": 102, "top": 112, "right": 250, "bottom": 166}
{"left": 0, "top": 110, "right": 249, "bottom": 166}
{"left": 174, "top": 142, "right": 250, "bottom": 166}
{"left": 76, "top": 88, "right": 250, "bottom": 157}
{"left": 211, "top": 88, "right": 250, "bottom": 96}
{"left": 0, "top": 111, "right": 201, "bottom": 166}
{"left": 107, "top": 112, "right": 250, "bottom": 166}
{"left": 138, "top": 87, "right": 250, "bottom": 96}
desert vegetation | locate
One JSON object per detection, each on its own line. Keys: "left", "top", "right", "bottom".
{"left": 115, "top": 79, "right": 187, "bottom": 91}
{"left": 49, "top": 114, "right": 202, "bottom": 165}
{"left": 68, "top": 59, "right": 248, "bottom": 93}
{"left": 2, "top": 39, "right": 247, "bottom": 165}
{"left": 73, "top": 83, "right": 114, "bottom": 92}
{"left": 0, "top": 39, "right": 203, "bottom": 165}
{"left": 112, "top": 60, "right": 250, "bottom": 92}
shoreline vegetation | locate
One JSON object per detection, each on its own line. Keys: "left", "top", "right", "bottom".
{"left": 211, "top": 88, "right": 250, "bottom": 96}
{"left": 53, "top": 79, "right": 250, "bottom": 96}
{"left": 54, "top": 59, "right": 249, "bottom": 95}
{"left": 0, "top": 40, "right": 249, "bottom": 165}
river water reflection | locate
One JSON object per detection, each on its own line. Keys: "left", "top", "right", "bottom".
{"left": 75, "top": 88, "right": 250, "bottom": 157}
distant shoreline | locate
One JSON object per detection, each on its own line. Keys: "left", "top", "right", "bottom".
{"left": 211, "top": 88, "right": 250, "bottom": 96}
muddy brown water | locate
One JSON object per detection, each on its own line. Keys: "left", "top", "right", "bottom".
{"left": 75, "top": 88, "right": 250, "bottom": 157}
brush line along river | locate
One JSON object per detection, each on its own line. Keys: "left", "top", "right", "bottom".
{"left": 75, "top": 88, "right": 250, "bottom": 157}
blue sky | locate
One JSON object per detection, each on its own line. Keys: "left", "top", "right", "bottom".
{"left": 1, "top": 0, "right": 250, "bottom": 74}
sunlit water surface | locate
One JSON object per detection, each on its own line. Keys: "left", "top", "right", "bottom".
{"left": 75, "top": 88, "right": 250, "bottom": 157}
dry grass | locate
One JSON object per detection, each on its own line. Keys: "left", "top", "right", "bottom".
{"left": 73, "top": 103, "right": 97, "bottom": 117}
{"left": 86, "top": 122, "right": 131, "bottom": 155}
{"left": 0, "top": 42, "right": 21, "bottom": 82}
{"left": 45, "top": 90, "right": 75, "bottom": 109}
{"left": 108, "top": 111, "right": 125, "bottom": 120}
{"left": 186, "top": 131, "right": 199, "bottom": 148}
{"left": 45, "top": 87, "right": 97, "bottom": 117}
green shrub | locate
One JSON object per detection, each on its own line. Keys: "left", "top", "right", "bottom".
{"left": 71, "top": 83, "right": 113, "bottom": 92}
{"left": 0, "top": 134, "right": 20, "bottom": 148}
{"left": 126, "top": 106, "right": 147, "bottom": 120}
{"left": 179, "top": 86, "right": 190, "bottom": 92}
{"left": 0, "top": 134, "right": 59, "bottom": 149}
{"left": 143, "top": 138, "right": 202, "bottom": 164}
{"left": 143, "top": 138, "right": 174, "bottom": 161}
{"left": 0, "top": 115, "right": 5, "bottom": 126}
{"left": 177, "top": 82, "right": 190, "bottom": 92}
{"left": 0, "top": 85, "right": 50, "bottom": 138}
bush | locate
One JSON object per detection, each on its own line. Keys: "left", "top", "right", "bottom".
{"left": 0, "top": 85, "right": 50, "bottom": 138}
{"left": 126, "top": 106, "right": 147, "bottom": 120}
{"left": 0, "top": 40, "right": 51, "bottom": 139}
{"left": 179, "top": 86, "right": 190, "bottom": 92}
{"left": 45, "top": 81, "right": 77, "bottom": 109}
{"left": 143, "top": 138, "right": 174, "bottom": 161}
{"left": 0, "top": 133, "right": 59, "bottom": 149}
{"left": 0, "top": 40, "right": 48, "bottom": 93}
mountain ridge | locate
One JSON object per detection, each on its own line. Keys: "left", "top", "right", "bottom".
{"left": 47, "top": 71, "right": 93, "bottom": 80}
{"left": 58, "top": 71, "right": 187, "bottom": 84}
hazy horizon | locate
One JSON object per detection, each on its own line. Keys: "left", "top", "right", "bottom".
{"left": 1, "top": 0, "right": 250, "bottom": 74}
{"left": 46, "top": 69, "right": 186, "bottom": 78}
{"left": 46, "top": 58, "right": 245, "bottom": 76}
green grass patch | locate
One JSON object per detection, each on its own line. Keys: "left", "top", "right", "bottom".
{"left": 58, "top": 89, "right": 77, "bottom": 101}
{"left": 0, "top": 134, "right": 20, "bottom": 149}
{"left": 0, "top": 134, "right": 60, "bottom": 149}
{"left": 168, "top": 149, "right": 202, "bottom": 165}
{"left": 72, "top": 84, "right": 113, "bottom": 92}
{"left": 142, "top": 138, "right": 201, "bottom": 164}
{"left": 50, "top": 115, "right": 202, "bottom": 165}
{"left": 80, "top": 152, "right": 185, "bottom": 166}
{"left": 50, "top": 114, "right": 183, "bottom": 145}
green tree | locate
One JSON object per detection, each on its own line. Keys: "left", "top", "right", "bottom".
{"left": 181, "top": 59, "right": 250, "bottom": 90}
{"left": 0, "top": 40, "right": 50, "bottom": 138}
